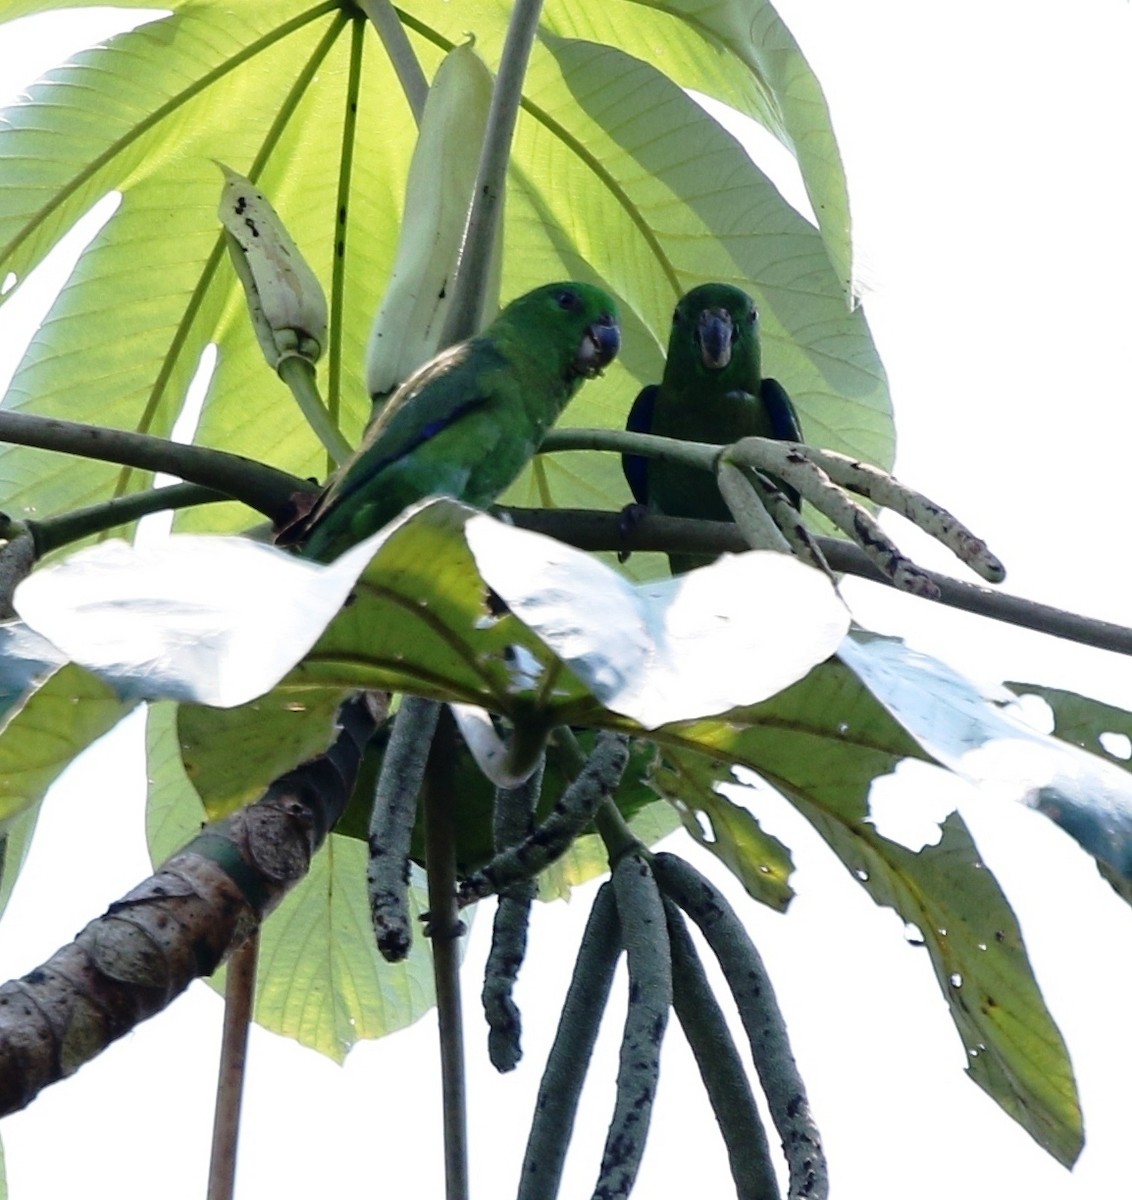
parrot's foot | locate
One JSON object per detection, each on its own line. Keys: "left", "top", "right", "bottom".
{"left": 616, "top": 502, "right": 650, "bottom": 563}
{"left": 271, "top": 484, "right": 321, "bottom": 547}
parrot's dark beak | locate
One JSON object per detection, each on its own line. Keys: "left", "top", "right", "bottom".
{"left": 696, "top": 308, "right": 734, "bottom": 369}
{"left": 574, "top": 313, "right": 621, "bottom": 377}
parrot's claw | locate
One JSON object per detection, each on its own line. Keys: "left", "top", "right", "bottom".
{"left": 617, "top": 502, "right": 650, "bottom": 563}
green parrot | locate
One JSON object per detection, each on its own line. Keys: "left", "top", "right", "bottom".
{"left": 621, "top": 282, "right": 802, "bottom": 573}
{"left": 283, "top": 281, "right": 620, "bottom": 562}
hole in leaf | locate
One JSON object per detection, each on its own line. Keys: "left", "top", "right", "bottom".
{"left": 1099, "top": 731, "right": 1131, "bottom": 760}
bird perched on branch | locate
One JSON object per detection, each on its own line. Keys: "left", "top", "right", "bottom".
{"left": 280, "top": 281, "right": 620, "bottom": 562}
{"left": 621, "top": 282, "right": 801, "bottom": 573}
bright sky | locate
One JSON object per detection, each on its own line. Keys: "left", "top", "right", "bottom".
{"left": 1, "top": 3, "right": 1131, "bottom": 1198}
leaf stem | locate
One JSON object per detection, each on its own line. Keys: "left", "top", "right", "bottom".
{"left": 207, "top": 930, "right": 259, "bottom": 1200}
{"left": 356, "top": 0, "right": 429, "bottom": 123}
{"left": 540, "top": 425, "right": 719, "bottom": 472}
{"left": 26, "top": 483, "right": 230, "bottom": 555}
{"left": 276, "top": 357, "right": 352, "bottom": 465}
{"left": 439, "top": 0, "right": 545, "bottom": 344}
{"left": 422, "top": 706, "right": 469, "bottom": 1200}
{"left": 325, "top": 14, "right": 368, "bottom": 464}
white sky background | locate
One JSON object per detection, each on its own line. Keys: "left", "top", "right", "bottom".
{"left": 1, "top": 2, "right": 1131, "bottom": 1198}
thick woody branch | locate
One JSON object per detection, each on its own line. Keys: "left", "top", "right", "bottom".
{"left": 0, "top": 692, "right": 384, "bottom": 1117}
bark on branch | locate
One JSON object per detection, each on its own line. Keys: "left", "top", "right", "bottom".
{"left": 0, "top": 692, "right": 384, "bottom": 1116}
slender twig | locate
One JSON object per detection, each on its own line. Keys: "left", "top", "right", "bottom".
{"left": 499, "top": 506, "right": 1132, "bottom": 658}
{"left": 439, "top": 0, "right": 545, "bottom": 344}
{"left": 355, "top": 0, "right": 429, "bottom": 123}
{"left": 540, "top": 426, "right": 717, "bottom": 469}
{"left": 0, "top": 411, "right": 311, "bottom": 519}
{"left": 207, "top": 931, "right": 260, "bottom": 1200}
{"left": 26, "top": 483, "right": 229, "bottom": 555}
{"left": 422, "top": 707, "right": 469, "bottom": 1200}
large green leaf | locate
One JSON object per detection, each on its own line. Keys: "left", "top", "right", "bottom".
{"left": 144, "top": 700, "right": 437, "bottom": 1058}
{"left": 0, "top": 660, "right": 133, "bottom": 826}
{"left": 651, "top": 747, "right": 795, "bottom": 911}
{"left": 16, "top": 500, "right": 848, "bottom": 726}
{"left": 1004, "top": 681, "right": 1132, "bottom": 901}
{"left": 0, "top": 0, "right": 889, "bottom": 552}
{"left": 648, "top": 656, "right": 1082, "bottom": 1165}
{"left": 251, "top": 833, "right": 435, "bottom": 1061}
{"left": 839, "top": 633, "right": 1132, "bottom": 895}
{"left": 0, "top": 655, "right": 133, "bottom": 922}
{"left": 177, "top": 688, "right": 352, "bottom": 819}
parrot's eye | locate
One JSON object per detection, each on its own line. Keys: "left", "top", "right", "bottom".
{"left": 746, "top": 307, "right": 758, "bottom": 324}
{"left": 555, "top": 289, "right": 582, "bottom": 312}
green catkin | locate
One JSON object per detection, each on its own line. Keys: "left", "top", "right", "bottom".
{"left": 459, "top": 732, "right": 629, "bottom": 905}
{"left": 653, "top": 852, "right": 828, "bottom": 1200}
{"left": 366, "top": 695, "right": 439, "bottom": 961}
{"left": 590, "top": 851, "right": 672, "bottom": 1200}
{"left": 482, "top": 758, "right": 544, "bottom": 1071}
{"left": 664, "top": 898, "right": 781, "bottom": 1200}
{"left": 518, "top": 881, "right": 621, "bottom": 1200}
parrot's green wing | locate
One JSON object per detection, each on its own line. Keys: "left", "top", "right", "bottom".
{"left": 316, "top": 339, "right": 504, "bottom": 517}
{"left": 286, "top": 281, "right": 620, "bottom": 562}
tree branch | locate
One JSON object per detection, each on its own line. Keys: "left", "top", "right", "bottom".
{"left": 0, "top": 693, "right": 384, "bottom": 1117}
{"left": 499, "top": 506, "right": 1132, "bottom": 657}
{"left": 0, "top": 411, "right": 313, "bottom": 521}
{"left": 26, "top": 483, "right": 229, "bottom": 555}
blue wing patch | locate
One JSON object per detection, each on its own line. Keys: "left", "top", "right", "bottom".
{"left": 621, "top": 383, "right": 658, "bottom": 505}
{"left": 760, "top": 377, "right": 803, "bottom": 442}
